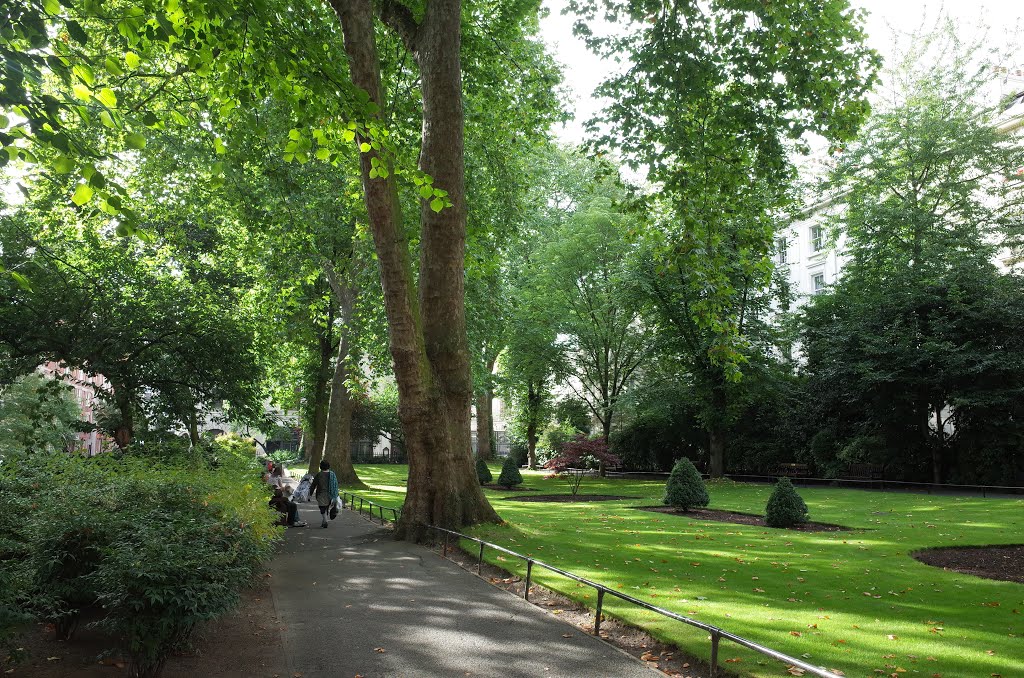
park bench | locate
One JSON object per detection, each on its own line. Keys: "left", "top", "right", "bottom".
{"left": 842, "top": 463, "right": 884, "bottom": 480}
{"left": 773, "top": 462, "right": 811, "bottom": 478}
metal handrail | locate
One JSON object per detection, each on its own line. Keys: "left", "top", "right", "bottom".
{"left": 427, "top": 525, "right": 841, "bottom": 678}
{"left": 339, "top": 491, "right": 401, "bottom": 525}
{"left": 338, "top": 492, "right": 840, "bottom": 677}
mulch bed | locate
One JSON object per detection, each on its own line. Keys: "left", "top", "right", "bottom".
{"left": 639, "top": 506, "right": 850, "bottom": 532}
{"left": 912, "top": 544, "right": 1024, "bottom": 584}
{"left": 481, "top": 484, "right": 539, "bottom": 491}
{"left": 502, "top": 494, "right": 637, "bottom": 502}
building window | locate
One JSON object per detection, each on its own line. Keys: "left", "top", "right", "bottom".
{"left": 775, "top": 237, "right": 787, "bottom": 265}
{"left": 810, "top": 225, "right": 825, "bottom": 252}
{"left": 812, "top": 272, "right": 826, "bottom": 294}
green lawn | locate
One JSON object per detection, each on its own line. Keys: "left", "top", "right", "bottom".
{"left": 350, "top": 464, "right": 1024, "bottom": 677}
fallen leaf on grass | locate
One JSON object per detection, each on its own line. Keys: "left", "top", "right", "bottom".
{"left": 373, "top": 648, "right": 386, "bottom": 653}
{"left": 887, "top": 635, "right": 899, "bottom": 640}
{"left": 724, "top": 658, "right": 742, "bottom": 663}
{"left": 561, "top": 634, "right": 572, "bottom": 638}
{"left": 790, "top": 631, "right": 802, "bottom": 637}
{"left": 787, "top": 668, "right": 805, "bottom": 676}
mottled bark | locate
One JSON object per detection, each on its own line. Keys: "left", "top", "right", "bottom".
{"left": 305, "top": 322, "right": 335, "bottom": 476}
{"left": 332, "top": 0, "right": 499, "bottom": 541}
{"left": 475, "top": 354, "right": 497, "bottom": 460}
{"left": 526, "top": 381, "right": 541, "bottom": 469}
{"left": 321, "top": 269, "right": 363, "bottom": 486}
{"left": 475, "top": 392, "right": 492, "bottom": 460}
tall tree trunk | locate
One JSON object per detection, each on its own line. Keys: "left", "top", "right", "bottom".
{"left": 111, "top": 382, "right": 133, "bottom": 449}
{"left": 476, "top": 355, "right": 497, "bottom": 460}
{"left": 321, "top": 271, "right": 364, "bottom": 487}
{"left": 306, "top": 331, "right": 335, "bottom": 475}
{"left": 187, "top": 407, "right": 200, "bottom": 448}
{"left": 930, "top": 403, "right": 943, "bottom": 485}
{"left": 526, "top": 381, "right": 540, "bottom": 469}
{"left": 475, "top": 391, "right": 492, "bottom": 460}
{"left": 332, "top": 0, "right": 499, "bottom": 541}
{"left": 708, "top": 383, "right": 727, "bottom": 478}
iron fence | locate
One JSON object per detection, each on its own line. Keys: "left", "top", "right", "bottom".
{"left": 339, "top": 491, "right": 842, "bottom": 678}
{"left": 340, "top": 491, "right": 401, "bottom": 524}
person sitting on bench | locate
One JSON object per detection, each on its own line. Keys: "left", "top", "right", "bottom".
{"left": 269, "top": 486, "right": 306, "bottom": 527}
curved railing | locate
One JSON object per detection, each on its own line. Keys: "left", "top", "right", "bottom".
{"left": 340, "top": 491, "right": 842, "bottom": 678}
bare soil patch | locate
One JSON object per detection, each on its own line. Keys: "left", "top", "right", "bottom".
{"left": 2, "top": 583, "right": 287, "bottom": 678}
{"left": 640, "top": 506, "right": 850, "bottom": 532}
{"left": 912, "top": 544, "right": 1024, "bottom": 584}
{"left": 502, "top": 493, "right": 637, "bottom": 502}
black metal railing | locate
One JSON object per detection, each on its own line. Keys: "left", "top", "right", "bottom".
{"left": 340, "top": 491, "right": 401, "bottom": 524}
{"left": 426, "top": 525, "right": 840, "bottom": 678}
{"left": 337, "top": 491, "right": 840, "bottom": 678}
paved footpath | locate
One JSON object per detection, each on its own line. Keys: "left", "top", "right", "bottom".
{"left": 269, "top": 501, "right": 659, "bottom": 678}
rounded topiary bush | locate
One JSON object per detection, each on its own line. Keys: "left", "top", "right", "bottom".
{"left": 663, "top": 458, "right": 709, "bottom": 510}
{"left": 497, "top": 454, "right": 523, "bottom": 487}
{"left": 765, "top": 477, "right": 809, "bottom": 528}
{"left": 475, "top": 456, "right": 492, "bottom": 485}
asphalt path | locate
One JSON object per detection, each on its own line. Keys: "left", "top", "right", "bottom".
{"left": 268, "top": 502, "right": 659, "bottom": 678}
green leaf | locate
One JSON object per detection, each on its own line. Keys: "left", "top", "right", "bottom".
{"left": 288, "top": 128, "right": 301, "bottom": 141}
{"left": 315, "top": 147, "right": 330, "bottom": 161}
{"left": 71, "top": 183, "right": 93, "bottom": 206}
{"left": 9, "top": 271, "right": 32, "bottom": 292}
{"left": 419, "top": 185, "right": 433, "bottom": 199}
{"left": 71, "top": 83, "right": 92, "bottom": 101}
{"left": 43, "top": 0, "right": 60, "bottom": 15}
{"left": 53, "top": 156, "right": 75, "bottom": 174}
{"left": 66, "top": 20, "right": 89, "bottom": 45}
{"left": 104, "top": 56, "right": 125, "bottom": 76}
{"left": 97, "top": 88, "right": 117, "bottom": 108}
{"left": 125, "top": 132, "right": 146, "bottom": 149}
{"left": 342, "top": 130, "right": 355, "bottom": 142}
{"left": 99, "top": 110, "right": 116, "bottom": 128}
{"left": 430, "top": 197, "right": 444, "bottom": 212}
{"left": 359, "top": 142, "right": 371, "bottom": 153}
{"left": 124, "top": 51, "right": 141, "bottom": 68}
{"left": 0, "top": 115, "right": 7, "bottom": 129}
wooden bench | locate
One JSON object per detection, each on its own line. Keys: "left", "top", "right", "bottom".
{"left": 843, "top": 463, "right": 884, "bottom": 480}
{"left": 773, "top": 462, "right": 811, "bottom": 478}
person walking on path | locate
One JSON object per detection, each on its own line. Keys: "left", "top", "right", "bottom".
{"left": 308, "top": 460, "right": 339, "bottom": 528}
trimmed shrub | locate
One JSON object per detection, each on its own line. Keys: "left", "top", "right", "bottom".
{"left": 497, "top": 454, "right": 523, "bottom": 487}
{"left": 765, "top": 477, "right": 809, "bottom": 528}
{"left": 475, "top": 456, "right": 492, "bottom": 484}
{"left": 663, "top": 458, "right": 709, "bottom": 511}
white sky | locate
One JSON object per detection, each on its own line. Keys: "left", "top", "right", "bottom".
{"left": 540, "top": 0, "right": 1024, "bottom": 144}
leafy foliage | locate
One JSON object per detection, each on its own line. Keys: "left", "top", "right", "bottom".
{"left": 475, "top": 456, "right": 492, "bottom": 485}
{"left": 0, "top": 373, "right": 81, "bottom": 458}
{"left": 764, "top": 477, "right": 809, "bottom": 528}
{"left": 803, "top": 24, "right": 1024, "bottom": 485}
{"left": 544, "top": 435, "right": 620, "bottom": 473}
{"left": 496, "top": 454, "right": 523, "bottom": 488}
{"left": 0, "top": 440, "right": 276, "bottom": 675}
{"left": 663, "top": 458, "right": 709, "bottom": 511}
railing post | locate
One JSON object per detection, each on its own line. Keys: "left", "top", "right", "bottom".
{"left": 709, "top": 630, "right": 720, "bottom": 678}
{"left": 525, "top": 560, "right": 533, "bottom": 601}
{"left": 594, "top": 589, "right": 605, "bottom": 636}
{"left": 478, "top": 542, "right": 485, "bottom": 575}
{"left": 443, "top": 532, "right": 449, "bottom": 558}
